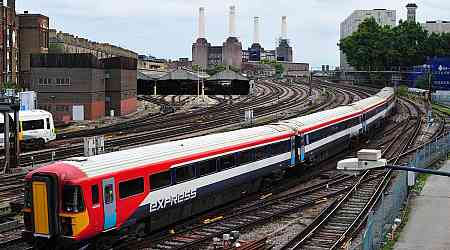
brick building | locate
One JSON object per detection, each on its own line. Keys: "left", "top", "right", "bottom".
{"left": 17, "top": 12, "right": 49, "bottom": 87}
{"left": 0, "top": 0, "right": 19, "bottom": 85}
{"left": 30, "top": 53, "right": 105, "bottom": 122}
{"left": 49, "top": 29, "right": 138, "bottom": 60}
{"left": 102, "top": 57, "right": 137, "bottom": 116}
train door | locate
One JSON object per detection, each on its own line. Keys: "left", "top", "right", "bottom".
{"left": 290, "top": 137, "right": 296, "bottom": 165}
{"left": 295, "top": 135, "right": 305, "bottom": 163}
{"left": 102, "top": 178, "right": 117, "bottom": 230}
{"left": 361, "top": 115, "right": 367, "bottom": 134}
{"left": 31, "top": 174, "right": 59, "bottom": 238}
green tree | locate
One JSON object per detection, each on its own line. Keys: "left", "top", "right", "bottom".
{"left": 192, "top": 64, "right": 202, "bottom": 72}
{"left": 391, "top": 20, "right": 429, "bottom": 67}
{"left": 339, "top": 17, "right": 450, "bottom": 70}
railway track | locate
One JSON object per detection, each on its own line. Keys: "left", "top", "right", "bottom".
{"left": 0, "top": 81, "right": 371, "bottom": 249}
{"left": 118, "top": 174, "right": 369, "bottom": 250}
{"left": 279, "top": 97, "right": 423, "bottom": 250}
{"left": 2, "top": 82, "right": 321, "bottom": 169}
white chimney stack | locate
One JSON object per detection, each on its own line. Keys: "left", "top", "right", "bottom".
{"left": 281, "top": 16, "right": 287, "bottom": 39}
{"left": 229, "top": 5, "right": 236, "bottom": 37}
{"left": 198, "top": 7, "right": 206, "bottom": 39}
{"left": 253, "top": 16, "right": 260, "bottom": 44}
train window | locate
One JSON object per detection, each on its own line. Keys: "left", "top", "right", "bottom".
{"left": 218, "top": 154, "right": 236, "bottom": 171}
{"left": 46, "top": 118, "right": 50, "bottom": 129}
{"left": 255, "top": 146, "right": 267, "bottom": 160}
{"left": 150, "top": 171, "right": 171, "bottom": 190}
{"left": 104, "top": 184, "right": 114, "bottom": 204}
{"left": 22, "top": 119, "right": 44, "bottom": 131}
{"left": 119, "top": 178, "right": 144, "bottom": 199}
{"left": 197, "top": 159, "right": 217, "bottom": 176}
{"left": 176, "top": 165, "right": 196, "bottom": 183}
{"left": 91, "top": 185, "right": 99, "bottom": 205}
{"left": 63, "top": 185, "right": 85, "bottom": 213}
{"left": 239, "top": 150, "right": 254, "bottom": 165}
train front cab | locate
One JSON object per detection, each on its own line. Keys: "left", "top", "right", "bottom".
{"left": 23, "top": 174, "right": 90, "bottom": 250}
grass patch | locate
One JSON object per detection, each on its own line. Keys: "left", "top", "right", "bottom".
{"left": 381, "top": 163, "right": 440, "bottom": 249}
{"left": 432, "top": 103, "right": 450, "bottom": 116}
{"left": 382, "top": 204, "right": 411, "bottom": 250}
{"left": 410, "top": 173, "right": 431, "bottom": 194}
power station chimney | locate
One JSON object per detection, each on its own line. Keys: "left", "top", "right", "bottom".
{"left": 281, "top": 16, "right": 288, "bottom": 39}
{"left": 253, "top": 16, "right": 260, "bottom": 44}
{"left": 198, "top": 7, "right": 206, "bottom": 39}
{"left": 229, "top": 5, "right": 236, "bottom": 37}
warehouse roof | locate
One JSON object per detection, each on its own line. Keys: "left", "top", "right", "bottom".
{"left": 137, "top": 70, "right": 167, "bottom": 81}
{"left": 208, "top": 69, "right": 249, "bottom": 81}
{"left": 158, "top": 68, "right": 209, "bottom": 81}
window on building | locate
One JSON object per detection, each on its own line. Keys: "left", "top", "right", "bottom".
{"left": 91, "top": 185, "right": 99, "bottom": 205}
{"left": 119, "top": 177, "right": 144, "bottom": 199}
{"left": 175, "top": 165, "right": 195, "bottom": 183}
{"left": 150, "top": 171, "right": 171, "bottom": 190}
{"left": 22, "top": 119, "right": 45, "bottom": 131}
{"left": 56, "top": 105, "right": 69, "bottom": 112}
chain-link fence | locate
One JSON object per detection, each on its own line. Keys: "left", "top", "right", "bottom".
{"left": 358, "top": 171, "right": 408, "bottom": 250}
{"left": 356, "top": 133, "right": 450, "bottom": 250}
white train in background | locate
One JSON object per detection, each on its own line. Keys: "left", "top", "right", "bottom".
{"left": 0, "top": 109, "right": 56, "bottom": 147}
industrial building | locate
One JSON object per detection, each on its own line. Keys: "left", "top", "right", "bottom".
{"left": 17, "top": 12, "right": 49, "bottom": 88}
{"left": 102, "top": 56, "right": 138, "bottom": 117}
{"left": 29, "top": 53, "right": 137, "bottom": 122}
{"left": 138, "top": 55, "right": 167, "bottom": 71}
{"left": 0, "top": 0, "right": 19, "bottom": 85}
{"left": 137, "top": 68, "right": 249, "bottom": 95}
{"left": 406, "top": 3, "right": 450, "bottom": 34}
{"left": 30, "top": 53, "right": 106, "bottom": 122}
{"left": 192, "top": 7, "right": 293, "bottom": 71}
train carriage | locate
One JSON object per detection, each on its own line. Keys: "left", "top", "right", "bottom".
{"left": 0, "top": 110, "right": 56, "bottom": 147}
{"left": 23, "top": 125, "right": 297, "bottom": 249}
{"left": 23, "top": 87, "right": 396, "bottom": 250}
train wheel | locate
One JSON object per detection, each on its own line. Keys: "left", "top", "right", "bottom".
{"left": 135, "top": 222, "right": 147, "bottom": 238}
{"left": 94, "top": 236, "right": 115, "bottom": 250}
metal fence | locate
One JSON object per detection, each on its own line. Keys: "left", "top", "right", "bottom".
{"left": 356, "top": 133, "right": 450, "bottom": 250}
{"left": 433, "top": 93, "right": 450, "bottom": 106}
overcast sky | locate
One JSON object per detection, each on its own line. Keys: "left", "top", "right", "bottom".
{"left": 17, "top": 0, "right": 450, "bottom": 69}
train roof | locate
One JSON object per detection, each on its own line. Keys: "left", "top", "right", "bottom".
{"left": 0, "top": 109, "right": 52, "bottom": 122}
{"left": 60, "top": 125, "right": 294, "bottom": 178}
{"left": 376, "top": 87, "right": 395, "bottom": 98}
{"left": 350, "top": 96, "right": 384, "bottom": 111}
{"left": 279, "top": 105, "right": 357, "bottom": 132}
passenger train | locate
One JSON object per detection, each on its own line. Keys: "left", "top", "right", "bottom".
{"left": 0, "top": 110, "right": 56, "bottom": 148}
{"left": 22, "top": 88, "right": 396, "bottom": 249}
